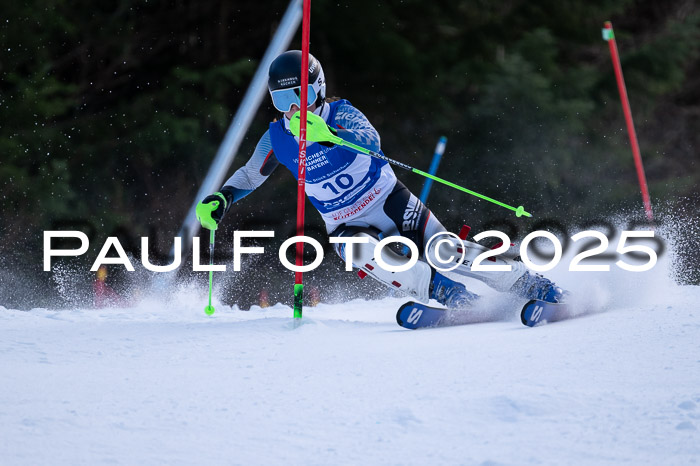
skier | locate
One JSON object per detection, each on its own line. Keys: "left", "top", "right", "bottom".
{"left": 197, "top": 50, "right": 566, "bottom": 310}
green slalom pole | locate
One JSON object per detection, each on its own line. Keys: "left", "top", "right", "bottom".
{"left": 290, "top": 112, "right": 532, "bottom": 218}
{"left": 196, "top": 200, "right": 220, "bottom": 316}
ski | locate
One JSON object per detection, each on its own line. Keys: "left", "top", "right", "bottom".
{"left": 396, "top": 301, "right": 448, "bottom": 329}
{"left": 520, "top": 299, "right": 572, "bottom": 327}
{"left": 397, "top": 299, "right": 574, "bottom": 330}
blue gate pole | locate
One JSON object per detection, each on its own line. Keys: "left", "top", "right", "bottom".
{"left": 419, "top": 136, "right": 447, "bottom": 203}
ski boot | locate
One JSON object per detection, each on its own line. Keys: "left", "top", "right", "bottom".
{"left": 430, "top": 272, "right": 479, "bottom": 309}
{"left": 510, "top": 271, "right": 566, "bottom": 303}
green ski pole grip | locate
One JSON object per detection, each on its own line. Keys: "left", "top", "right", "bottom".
{"left": 196, "top": 200, "right": 219, "bottom": 231}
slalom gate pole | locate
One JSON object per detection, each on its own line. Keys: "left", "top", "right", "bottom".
{"left": 293, "top": 0, "right": 312, "bottom": 321}
{"left": 419, "top": 136, "right": 447, "bottom": 203}
{"left": 603, "top": 21, "right": 654, "bottom": 221}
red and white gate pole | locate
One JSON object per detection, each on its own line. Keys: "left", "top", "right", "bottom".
{"left": 294, "top": 0, "right": 312, "bottom": 320}
{"left": 603, "top": 21, "right": 653, "bottom": 221}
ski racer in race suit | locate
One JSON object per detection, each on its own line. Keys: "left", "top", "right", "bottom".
{"left": 199, "top": 50, "right": 565, "bottom": 308}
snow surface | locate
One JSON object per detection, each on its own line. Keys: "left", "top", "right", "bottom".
{"left": 2, "top": 233, "right": 700, "bottom": 465}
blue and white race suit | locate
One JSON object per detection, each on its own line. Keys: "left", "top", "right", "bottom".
{"left": 221, "top": 99, "right": 528, "bottom": 296}
{"left": 223, "top": 99, "right": 442, "bottom": 248}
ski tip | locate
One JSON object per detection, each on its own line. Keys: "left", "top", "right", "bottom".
{"left": 396, "top": 301, "right": 416, "bottom": 327}
{"left": 520, "top": 299, "right": 537, "bottom": 326}
{"left": 521, "top": 299, "right": 572, "bottom": 327}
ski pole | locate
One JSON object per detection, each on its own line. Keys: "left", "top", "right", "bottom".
{"left": 290, "top": 113, "right": 532, "bottom": 218}
{"left": 205, "top": 228, "right": 216, "bottom": 316}
{"left": 195, "top": 200, "right": 219, "bottom": 316}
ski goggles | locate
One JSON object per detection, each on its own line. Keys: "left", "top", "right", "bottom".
{"left": 269, "top": 85, "right": 317, "bottom": 113}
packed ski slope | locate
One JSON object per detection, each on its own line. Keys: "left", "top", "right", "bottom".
{"left": 2, "top": 233, "right": 700, "bottom": 465}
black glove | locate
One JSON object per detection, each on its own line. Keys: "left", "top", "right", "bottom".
{"left": 201, "top": 186, "right": 235, "bottom": 225}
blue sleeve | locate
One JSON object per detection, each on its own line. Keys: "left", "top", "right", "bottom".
{"left": 333, "top": 102, "right": 381, "bottom": 153}
{"left": 222, "top": 130, "right": 279, "bottom": 203}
